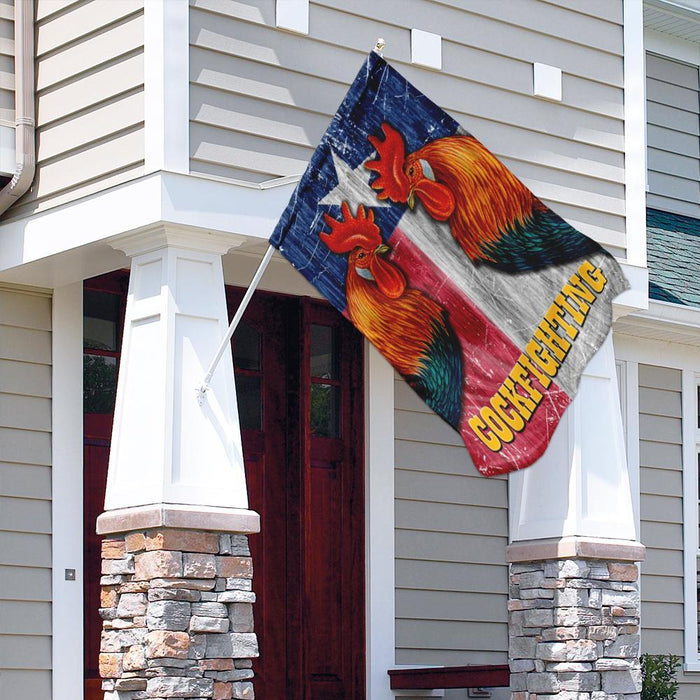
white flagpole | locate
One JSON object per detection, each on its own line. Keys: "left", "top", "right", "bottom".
{"left": 197, "top": 244, "right": 275, "bottom": 403}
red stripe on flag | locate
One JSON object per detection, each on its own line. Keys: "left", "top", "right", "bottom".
{"left": 389, "top": 227, "right": 571, "bottom": 476}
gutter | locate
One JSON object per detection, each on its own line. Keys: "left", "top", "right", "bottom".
{"left": 0, "top": 0, "right": 35, "bottom": 216}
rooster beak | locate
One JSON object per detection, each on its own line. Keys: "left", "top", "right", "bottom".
{"left": 375, "top": 243, "right": 390, "bottom": 256}
{"left": 407, "top": 190, "right": 415, "bottom": 210}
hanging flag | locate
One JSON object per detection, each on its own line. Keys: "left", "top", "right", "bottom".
{"left": 269, "top": 51, "right": 629, "bottom": 476}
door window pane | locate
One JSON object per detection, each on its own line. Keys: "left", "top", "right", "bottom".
{"left": 84, "top": 290, "right": 120, "bottom": 351}
{"left": 311, "top": 383, "right": 340, "bottom": 438}
{"left": 84, "top": 354, "right": 118, "bottom": 413}
{"left": 311, "top": 325, "right": 338, "bottom": 379}
{"left": 234, "top": 322, "right": 261, "bottom": 371}
{"left": 236, "top": 375, "right": 262, "bottom": 431}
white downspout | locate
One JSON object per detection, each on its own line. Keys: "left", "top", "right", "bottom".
{"left": 0, "top": 0, "right": 35, "bottom": 215}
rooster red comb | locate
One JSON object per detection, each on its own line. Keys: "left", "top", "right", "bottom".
{"left": 321, "top": 202, "right": 382, "bottom": 253}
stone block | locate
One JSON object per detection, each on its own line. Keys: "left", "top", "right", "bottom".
{"left": 547, "top": 662, "right": 593, "bottom": 672}
{"left": 589, "top": 565, "right": 611, "bottom": 580}
{"left": 518, "top": 571, "right": 546, "bottom": 588}
{"left": 201, "top": 659, "right": 235, "bottom": 671}
{"left": 509, "top": 659, "right": 535, "bottom": 673}
{"left": 99, "top": 652, "right": 123, "bottom": 678}
{"left": 558, "top": 671, "right": 600, "bottom": 691}
{"left": 555, "top": 607, "right": 601, "bottom": 627}
{"left": 595, "top": 658, "right": 633, "bottom": 671}
{"left": 601, "top": 669, "right": 642, "bottom": 694}
{"left": 229, "top": 604, "right": 254, "bottom": 633}
{"left": 566, "top": 639, "right": 597, "bottom": 662}
{"left": 588, "top": 626, "right": 617, "bottom": 641}
{"left": 115, "top": 678, "right": 147, "bottom": 691}
{"left": 230, "top": 536, "right": 250, "bottom": 556}
{"left": 541, "top": 626, "right": 586, "bottom": 641}
{"left": 217, "top": 669, "right": 255, "bottom": 682}
{"left": 601, "top": 589, "right": 639, "bottom": 608}
{"left": 146, "top": 676, "right": 214, "bottom": 698}
{"left": 589, "top": 588, "right": 602, "bottom": 609}
{"left": 217, "top": 591, "right": 255, "bottom": 604}
{"left": 544, "top": 560, "right": 590, "bottom": 579}
{"left": 102, "top": 539, "right": 127, "bottom": 559}
{"left": 123, "top": 644, "right": 147, "bottom": 671}
{"left": 102, "top": 557, "right": 135, "bottom": 576}
{"left": 101, "top": 587, "right": 119, "bottom": 608}
{"left": 214, "top": 681, "right": 233, "bottom": 699}
{"left": 608, "top": 563, "right": 638, "bottom": 581}
{"left": 191, "top": 616, "right": 230, "bottom": 633}
{"left": 146, "top": 601, "right": 191, "bottom": 631}
{"left": 119, "top": 581, "right": 150, "bottom": 593}
{"left": 193, "top": 602, "right": 228, "bottom": 618}
{"left": 231, "top": 681, "right": 254, "bottom": 699}
{"left": 184, "top": 553, "right": 217, "bottom": 579}
{"left": 146, "top": 529, "right": 220, "bottom": 554}
{"left": 125, "top": 532, "right": 146, "bottom": 552}
{"left": 604, "top": 633, "right": 640, "bottom": 659}
{"left": 527, "top": 672, "right": 560, "bottom": 693}
{"left": 521, "top": 587, "right": 554, "bottom": 600}
{"left": 146, "top": 630, "right": 190, "bottom": 659}
{"left": 204, "top": 633, "right": 259, "bottom": 659}
{"left": 523, "top": 608, "right": 554, "bottom": 627}
{"left": 135, "top": 551, "right": 183, "bottom": 580}
{"left": 150, "top": 577, "right": 216, "bottom": 591}
{"left": 554, "top": 588, "right": 589, "bottom": 607}
{"left": 149, "top": 588, "right": 201, "bottom": 602}
{"left": 537, "top": 642, "right": 567, "bottom": 661}
{"left": 509, "top": 636, "right": 537, "bottom": 659}
{"left": 101, "top": 628, "right": 148, "bottom": 652}
{"left": 508, "top": 672, "right": 527, "bottom": 691}
{"left": 216, "top": 557, "right": 253, "bottom": 579}
{"left": 116, "top": 593, "right": 148, "bottom": 618}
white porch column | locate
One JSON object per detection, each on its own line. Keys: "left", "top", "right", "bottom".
{"left": 507, "top": 334, "right": 644, "bottom": 700}
{"left": 509, "top": 333, "right": 637, "bottom": 547}
{"left": 97, "top": 225, "right": 259, "bottom": 531}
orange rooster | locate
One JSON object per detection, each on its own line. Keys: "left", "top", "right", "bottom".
{"left": 365, "top": 123, "right": 601, "bottom": 272}
{"left": 320, "top": 202, "right": 463, "bottom": 427}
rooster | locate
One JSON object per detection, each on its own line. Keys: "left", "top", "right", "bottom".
{"left": 320, "top": 202, "right": 463, "bottom": 427}
{"left": 365, "top": 123, "right": 601, "bottom": 273}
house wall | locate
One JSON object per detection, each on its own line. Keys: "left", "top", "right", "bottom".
{"left": 6, "top": 0, "right": 145, "bottom": 220}
{"left": 637, "top": 362, "right": 700, "bottom": 699}
{"left": 188, "top": 0, "right": 628, "bottom": 257}
{"left": 0, "top": 0, "right": 13, "bottom": 126}
{"left": 0, "top": 285, "right": 52, "bottom": 698}
{"left": 394, "top": 377, "right": 509, "bottom": 666}
{"left": 646, "top": 52, "right": 700, "bottom": 218}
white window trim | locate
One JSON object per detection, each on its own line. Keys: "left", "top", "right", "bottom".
{"left": 615, "top": 332, "right": 700, "bottom": 671}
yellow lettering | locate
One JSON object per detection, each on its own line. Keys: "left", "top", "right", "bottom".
{"left": 498, "top": 378, "right": 536, "bottom": 420}
{"left": 480, "top": 406, "right": 515, "bottom": 444}
{"left": 525, "top": 338, "right": 560, "bottom": 378}
{"left": 490, "top": 393, "right": 526, "bottom": 432}
{"left": 534, "top": 320, "right": 571, "bottom": 362}
{"left": 578, "top": 260, "right": 607, "bottom": 293}
{"left": 468, "top": 415, "right": 502, "bottom": 452}
{"left": 554, "top": 293, "right": 585, "bottom": 325}
{"left": 517, "top": 355, "right": 552, "bottom": 390}
{"left": 545, "top": 304, "right": 579, "bottom": 340}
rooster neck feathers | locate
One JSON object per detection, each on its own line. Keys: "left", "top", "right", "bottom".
{"left": 410, "top": 136, "right": 535, "bottom": 262}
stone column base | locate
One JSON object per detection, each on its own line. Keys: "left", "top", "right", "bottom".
{"left": 98, "top": 527, "right": 257, "bottom": 700}
{"left": 508, "top": 555, "right": 642, "bottom": 700}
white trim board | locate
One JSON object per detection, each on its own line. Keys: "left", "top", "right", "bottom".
{"left": 51, "top": 283, "right": 85, "bottom": 700}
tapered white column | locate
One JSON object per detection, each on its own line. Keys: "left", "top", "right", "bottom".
{"left": 509, "top": 333, "right": 638, "bottom": 546}
{"left": 98, "top": 226, "right": 257, "bottom": 530}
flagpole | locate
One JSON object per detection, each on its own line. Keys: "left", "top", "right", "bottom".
{"left": 197, "top": 244, "right": 275, "bottom": 403}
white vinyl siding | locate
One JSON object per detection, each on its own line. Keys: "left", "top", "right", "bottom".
{"left": 0, "top": 0, "right": 13, "bottom": 126}
{"left": 637, "top": 363, "right": 700, "bottom": 699}
{"left": 646, "top": 52, "right": 700, "bottom": 218}
{"left": 394, "top": 377, "right": 509, "bottom": 667}
{"left": 189, "top": 0, "right": 627, "bottom": 257}
{"left": 0, "top": 286, "right": 52, "bottom": 699}
{"left": 6, "top": 0, "right": 145, "bottom": 220}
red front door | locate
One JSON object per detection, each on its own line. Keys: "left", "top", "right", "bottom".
{"left": 83, "top": 278, "right": 365, "bottom": 699}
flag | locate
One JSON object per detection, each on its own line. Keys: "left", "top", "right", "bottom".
{"left": 270, "top": 51, "right": 629, "bottom": 476}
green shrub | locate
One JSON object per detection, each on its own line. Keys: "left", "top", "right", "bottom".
{"left": 641, "top": 653, "right": 681, "bottom": 700}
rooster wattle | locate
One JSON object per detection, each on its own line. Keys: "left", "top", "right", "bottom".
{"left": 365, "top": 123, "right": 601, "bottom": 273}
{"left": 320, "top": 202, "right": 463, "bottom": 427}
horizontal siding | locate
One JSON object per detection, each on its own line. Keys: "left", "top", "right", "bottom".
{"left": 7, "top": 0, "right": 145, "bottom": 220}
{"left": 0, "top": 0, "right": 13, "bottom": 125}
{"left": 189, "top": 0, "right": 627, "bottom": 256}
{"left": 638, "top": 364, "right": 685, "bottom": 663}
{"left": 646, "top": 52, "right": 700, "bottom": 218}
{"left": 0, "top": 288, "right": 52, "bottom": 689}
{"left": 394, "top": 377, "right": 508, "bottom": 666}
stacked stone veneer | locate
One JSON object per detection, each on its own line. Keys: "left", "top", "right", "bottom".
{"left": 99, "top": 528, "right": 257, "bottom": 700}
{"left": 509, "top": 558, "right": 641, "bottom": 699}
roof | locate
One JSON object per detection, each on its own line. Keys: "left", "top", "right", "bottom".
{"left": 647, "top": 208, "right": 700, "bottom": 307}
